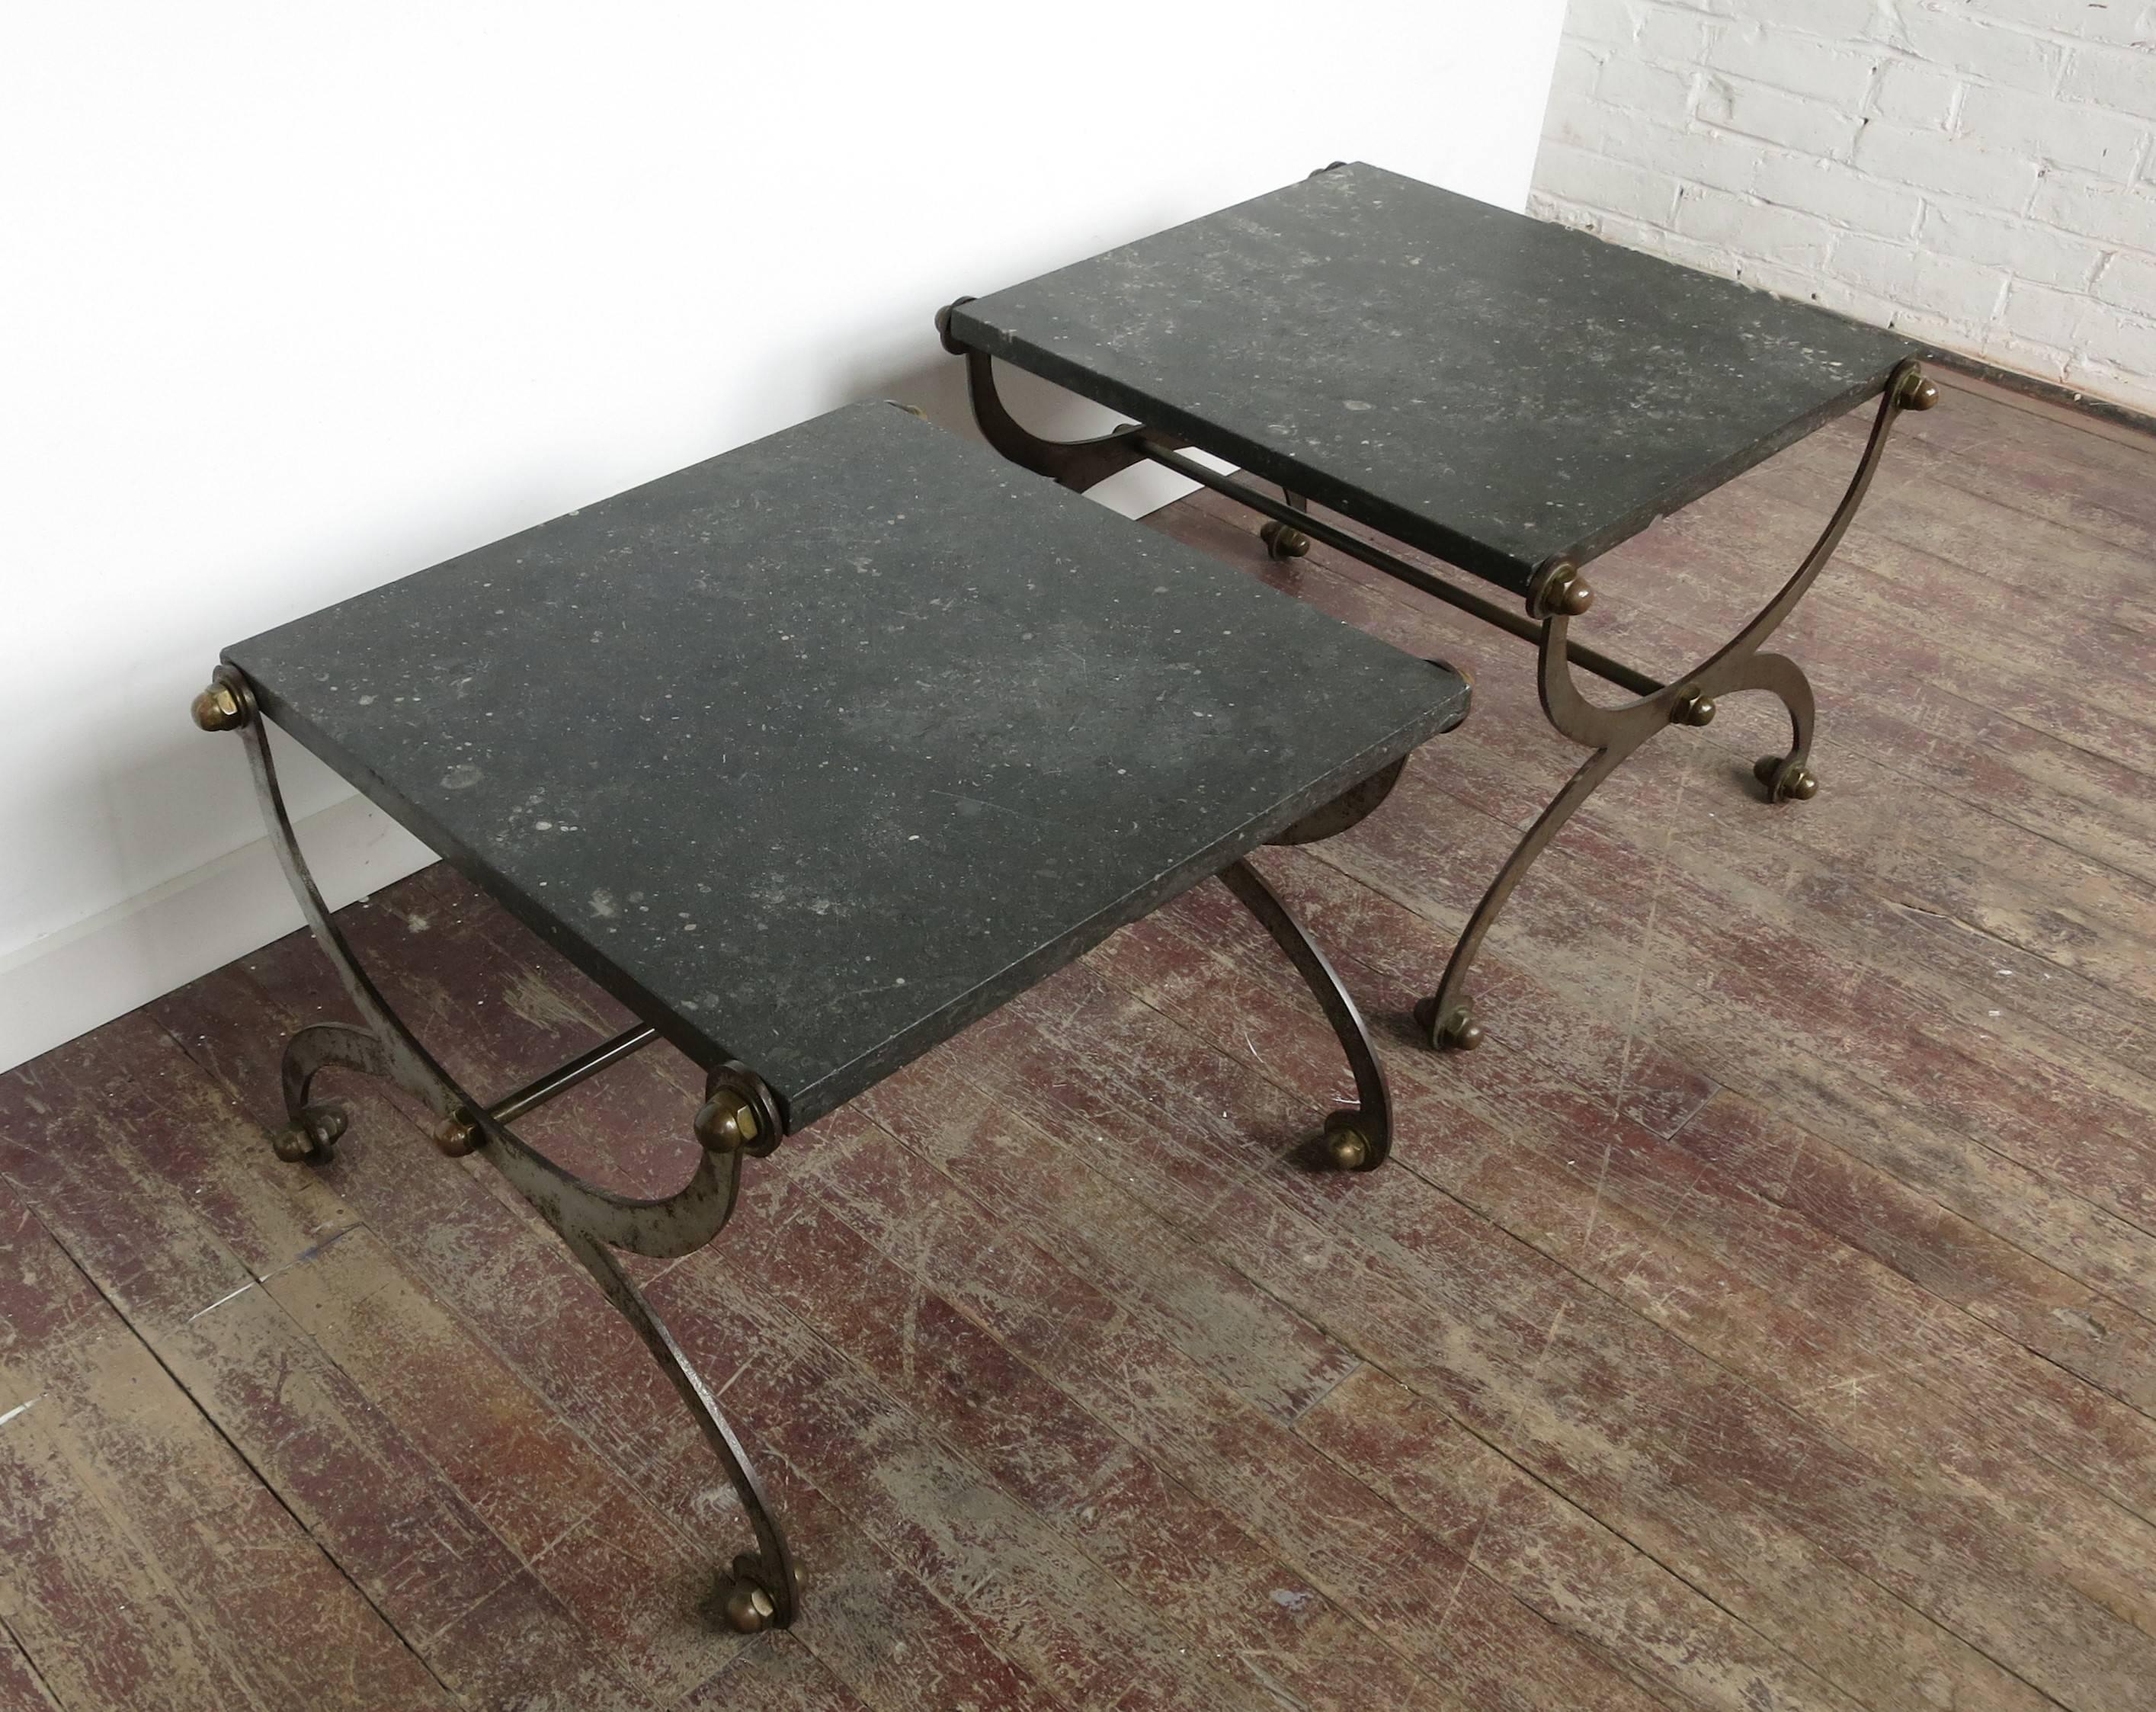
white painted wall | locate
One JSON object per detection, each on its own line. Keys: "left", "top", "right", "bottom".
{"left": 0, "top": 2, "right": 1568, "bottom": 1070}
{"left": 1533, "top": 1, "right": 2156, "bottom": 415}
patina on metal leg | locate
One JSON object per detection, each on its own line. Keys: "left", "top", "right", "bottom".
{"left": 194, "top": 667, "right": 801, "bottom": 1630}
{"left": 1219, "top": 858, "right": 1392, "bottom": 1172}
{"left": 1414, "top": 360, "right": 1935, "bottom": 1048}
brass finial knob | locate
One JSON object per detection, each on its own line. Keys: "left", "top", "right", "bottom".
{"left": 1531, "top": 562, "right": 1594, "bottom": 619}
{"left": 1674, "top": 691, "right": 1716, "bottom": 727}
{"left": 935, "top": 297, "right": 976, "bottom": 355}
{"left": 1898, "top": 368, "right": 1940, "bottom": 411}
{"left": 695, "top": 1090, "right": 761, "bottom": 1153}
{"left": 191, "top": 682, "right": 247, "bottom": 732}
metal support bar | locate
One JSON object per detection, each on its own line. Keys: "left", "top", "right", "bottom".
{"left": 1140, "top": 444, "right": 1665, "bottom": 700}
{"left": 487, "top": 1024, "right": 662, "bottom": 1127}
{"left": 196, "top": 670, "right": 800, "bottom": 1633}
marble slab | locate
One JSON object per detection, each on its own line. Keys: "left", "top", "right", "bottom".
{"left": 228, "top": 402, "right": 1469, "bottom": 1126}
{"left": 950, "top": 162, "right": 1918, "bottom": 595}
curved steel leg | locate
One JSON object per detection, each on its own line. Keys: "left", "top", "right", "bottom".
{"left": 1418, "top": 361, "right": 1935, "bottom": 1049}
{"left": 514, "top": 1144, "right": 797, "bottom": 1632}
{"left": 1219, "top": 858, "right": 1392, "bottom": 1172}
{"left": 201, "top": 668, "right": 800, "bottom": 1629}
{"left": 1414, "top": 742, "right": 1629, "bottom": 1052}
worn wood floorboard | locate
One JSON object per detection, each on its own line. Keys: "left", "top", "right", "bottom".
{"left": 1100, "top": 872, "right": 2156, "bottom": 1540}
{"left": 327, "top": 867, "right": 1503, "bottom": 1712}
{"left": 0, "top": 1150, "right": 458, "bottom": 1712}
{"left": 146, "top": 932, "right": 1075, "bottom": 1712}
{"left": 954, "top": 967, "right": 2151, "bottom": 1710}
{"left": 3, "top": 383, "right": 2151, "bottom": 1710}
{"left": 1158, "top": 490, "right": 2156, "bottom": 1300}
{"left": 0, "top": 1627, "right": 62, "bottom": 1712}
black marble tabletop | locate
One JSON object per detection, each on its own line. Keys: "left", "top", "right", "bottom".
{"left": 228, "top": 402, "right": 1468, "bottom": 1127}
{"left": 950, "top": 162, "right": 1918, "bottom": 595}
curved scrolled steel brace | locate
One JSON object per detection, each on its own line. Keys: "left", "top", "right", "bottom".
{"left": 1219, "top": 858, "right": 1392, "bottom": 1172}
{"left": 210, "top": 667, "right": 799, "bottom": 1630}
{"left": 937, "top": 299, "right": 1186, "bottom": 491}
{"left": 1534, "top": 361, "right": 1925, "bottom": 755}
{"left": 1418, "top": 360, "right": 1934, "bottom": 1050}
{"left": 276, "top": 1021, "right": 389, "bottom": 1158}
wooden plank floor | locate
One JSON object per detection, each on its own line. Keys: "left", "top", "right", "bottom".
{"left": 5, "top": 373, "right": 2154, "bottom": 1711}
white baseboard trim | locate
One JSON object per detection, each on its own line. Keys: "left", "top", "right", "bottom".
{"left": 0, "top": 794, "right": 436, "bottom": 1074}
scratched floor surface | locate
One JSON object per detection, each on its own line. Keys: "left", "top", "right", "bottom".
{"left": 5, "top": 373, "right": 2155, "bottom": 1711}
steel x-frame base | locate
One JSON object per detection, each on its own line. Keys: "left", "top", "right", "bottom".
{"left": 191, "top": 663, "right": 1430, "bottom": 1630}
{"left": 937, "top": 302, "right": 1937, "bottom": 1056}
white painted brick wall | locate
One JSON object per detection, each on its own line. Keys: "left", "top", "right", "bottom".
{"left": 1530, "top": 1, "right": 2156, "bottom": 415}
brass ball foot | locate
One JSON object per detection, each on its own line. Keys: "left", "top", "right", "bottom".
{"left": 1323, "top": 1120, "right": 1370, "bottom": 1172}
{"left": 431, "top": 1114, "right": 479, "bottom": 1157}
{"left": 1754, "top": 755, "right": 1819, "bottom": 803}
{"left": 719, "top": 1558, "right": 783, "bottom": 1633}
{"left": 1416, "top": 995, "right": 1485, "bottom": 1051}
{"left": 1259, "top": 520, "right": 1312, "bottom": 561}
{"left": 1321, "top": 1110, "right": 1382, "bottom": 1173}
{"left": 723, "top": 1578, "right": 776, "bottom": 1633}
